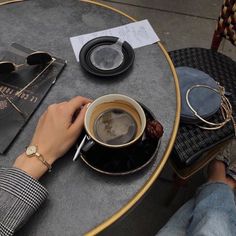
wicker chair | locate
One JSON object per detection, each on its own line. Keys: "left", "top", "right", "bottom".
{"left": 211, "top": 0, "right": 236, "bottom": 50}
{"left": 169, "top": 0, "right": 236, "bottom": 180}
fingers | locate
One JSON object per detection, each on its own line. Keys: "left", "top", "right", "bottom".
{"left": 42, "top": 96, "right": 91, "bottom": 133}
{"left": 67, "top": 96, "right": 92, "bottom": 114}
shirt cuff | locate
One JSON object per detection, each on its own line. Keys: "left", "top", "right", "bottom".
{"left": 0, "top": 167, "right": 48, "bottom": 211}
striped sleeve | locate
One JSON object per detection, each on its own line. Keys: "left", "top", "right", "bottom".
{"left": 0, "top": 167, "right": 48, "bottom": 236}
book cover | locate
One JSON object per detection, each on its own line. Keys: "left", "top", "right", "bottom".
{"left": 0, "top": 43, "right": 66, "bottom": 153}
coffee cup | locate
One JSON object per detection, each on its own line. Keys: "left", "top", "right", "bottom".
{"left": 82, "top": 94, "right": 146, "bottom": 152}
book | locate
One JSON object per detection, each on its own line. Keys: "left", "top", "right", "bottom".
{"left": 0, "top": 43, "right": 66, "bottom": 153}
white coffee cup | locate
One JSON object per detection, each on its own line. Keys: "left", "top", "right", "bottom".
{"left": 84, "top": 94, "right": 146, "bottom": 148}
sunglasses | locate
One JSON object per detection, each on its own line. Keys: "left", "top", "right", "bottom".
{"left": 0, "top": 51, "right": 56, "bottom": 117}
{"left": 0, "top": 51, "right": 53, "bottom": 74}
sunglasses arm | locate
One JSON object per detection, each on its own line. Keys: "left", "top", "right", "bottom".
{"left": 16, "top": 58, "right": 56, "bottom": 96}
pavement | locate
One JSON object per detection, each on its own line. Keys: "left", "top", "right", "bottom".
{"left": 95, "top": 1, "right": 236, "bottom": 235}
{"left": 98, "top": 0, "right": 236, "bottom": 60}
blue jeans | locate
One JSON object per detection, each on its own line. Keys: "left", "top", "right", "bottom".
{"left": 157, "top": 182, "right": 236, "bottom": 236}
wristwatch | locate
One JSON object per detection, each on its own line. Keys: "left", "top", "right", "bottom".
{"left": 26, "top": 145, "right": 52, "bottom": 172}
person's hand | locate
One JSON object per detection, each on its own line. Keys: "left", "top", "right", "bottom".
{"left": 14, "top": 96, "right": 91, "bottom": 179}
{"left": 30, "top": 96, "right": 91, "bottom": 162}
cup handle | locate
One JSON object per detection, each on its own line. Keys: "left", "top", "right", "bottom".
{"left": 81, "top": 139, "right": 95, "bottom": 154}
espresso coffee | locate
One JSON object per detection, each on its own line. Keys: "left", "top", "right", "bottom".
{"left": 89, "top": 101, "right": 142, "bottom": 145}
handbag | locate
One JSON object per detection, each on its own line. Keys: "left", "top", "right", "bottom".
{"left": 178, "top": 67, "right": 235, "bottom": 130}
{"left": 172, "top": 67, "right": 235, "bottom": 166}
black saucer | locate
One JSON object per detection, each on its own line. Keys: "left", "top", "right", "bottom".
{"left": 79, "top": 36, "right": 135, "bottom": 77}
{"left": 79, "top": 104, "right": 161, "bottom": 175}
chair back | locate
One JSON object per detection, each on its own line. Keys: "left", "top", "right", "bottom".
{"left": 211, "top": 0, "right": 236, "bottom": 50}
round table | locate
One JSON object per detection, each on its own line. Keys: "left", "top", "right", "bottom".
{"left": 0, "top": 0, "right": 180, "bottom": 235}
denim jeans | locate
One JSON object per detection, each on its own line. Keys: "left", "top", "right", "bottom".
{"left": 157, "top": 182, "right": 236, "bottom": 236}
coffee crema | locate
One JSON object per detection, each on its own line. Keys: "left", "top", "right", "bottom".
{"left": 89, "top": 101, "right": 142, "bottom": 145}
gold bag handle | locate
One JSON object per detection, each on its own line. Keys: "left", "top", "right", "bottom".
{"left": 186, "top": 83, "right": 236, "bottom": 135}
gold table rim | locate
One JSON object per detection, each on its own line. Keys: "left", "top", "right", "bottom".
{"left": 0, "top": 0, "right": 23, "bottom": 6}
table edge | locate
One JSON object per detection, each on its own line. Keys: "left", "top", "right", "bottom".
{"left": 80, "top": 1, "right": 181, "bottom": 235}
{"left": 0, "top": 0, "right": 23, "bottom": 6}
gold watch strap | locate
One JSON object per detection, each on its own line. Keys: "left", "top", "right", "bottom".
{"left": 35, "top": 152, "right": 52, "bottom": 172}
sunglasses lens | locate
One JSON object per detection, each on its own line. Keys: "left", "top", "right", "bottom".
{"left": 27, "top": 52, "right": 52, "bottom": 65}
{"left": 0, "top": 62, "right": 15, "bottom": 74}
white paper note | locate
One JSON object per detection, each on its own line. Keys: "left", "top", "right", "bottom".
{"left": 70, "top": 19, "right": 160, "bottom": 62}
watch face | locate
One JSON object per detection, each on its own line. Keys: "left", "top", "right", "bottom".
{"left": 26, "top": 145, "right": 37, "bottom": 155}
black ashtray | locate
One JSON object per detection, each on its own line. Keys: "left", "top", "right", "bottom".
{"left": 79, "top": 104, "right": 161, "bottom": 175}
{"left": 79, "top": 36, "right": 135, "bottom": 77}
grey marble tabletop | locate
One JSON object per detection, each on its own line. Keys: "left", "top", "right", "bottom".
{"left": 0, "top": 0, "right": 180, "bottom": 235}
